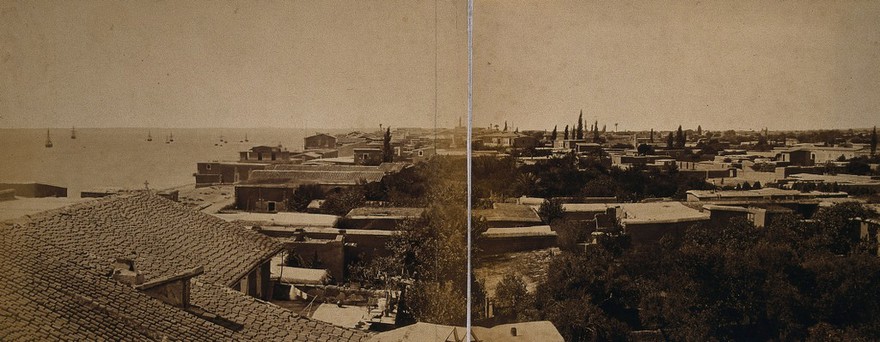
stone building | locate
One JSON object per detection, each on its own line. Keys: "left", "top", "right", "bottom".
{"left": 304, "top": 133, "right": 338, "bottom": 150}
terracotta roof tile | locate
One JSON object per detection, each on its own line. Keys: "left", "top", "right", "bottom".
{"left": 0, "top": 193, "right": 371, "bottom": 341}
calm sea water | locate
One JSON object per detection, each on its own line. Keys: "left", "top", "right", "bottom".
{"left": 0, "top": 128, "right": 334, "bottom": 198}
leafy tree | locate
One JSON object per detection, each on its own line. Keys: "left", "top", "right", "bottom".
{"left": 494, "top": 273, "right": 530, "bottom": 319}
{"left": 637, "top": 143, "right": 654, "bottom": 156}
{"left": 290, "top": 184, "right": 323, "bottom": 211}
{"left": 846, "top": 157, "right": 871, "bottom": 175}
{"left": 538, "top": 198, "right": 566, "bottom": 224}
{"left": 754, "top": 134, "right": 771, "bottom": 151}
{"left": 321, "top": 187, "right": 366, "bottom": 215}
{"left": 382, "top": 127, "right": 394, "bottom": 162}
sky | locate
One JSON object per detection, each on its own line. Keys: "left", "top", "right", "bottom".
{"left": 2, "top": 1, "right": 878, "bottom": 131}
{"left": 474, "top": 0, "right": 880, "bottom": 131}
{"left": 0, "top": 0, "right": 468, "bottom": 129}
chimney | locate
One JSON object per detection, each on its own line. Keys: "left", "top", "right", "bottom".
{"left": 112, "top": 257, "right": 145, "bottom": 286}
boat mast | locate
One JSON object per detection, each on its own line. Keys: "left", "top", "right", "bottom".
{"left": 45, "top": 129, "right": 53, "bottom": 148}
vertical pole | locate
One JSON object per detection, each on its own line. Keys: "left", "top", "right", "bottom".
{"left": 466, "top": 0, "right": 474, "bottom": 338}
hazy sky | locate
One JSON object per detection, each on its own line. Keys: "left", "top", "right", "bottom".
{"left": 2, "top": 1, "right": 878, "bottom": 131}
{"left": 474, "top": 0, "right": 880, "bottom": 131}
{"left": 1, "top": 0, "right": 467, "bottom": 129}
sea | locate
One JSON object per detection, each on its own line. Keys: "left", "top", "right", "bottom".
{"left": 0, "top": 128, "right": 342, "bottom": 198}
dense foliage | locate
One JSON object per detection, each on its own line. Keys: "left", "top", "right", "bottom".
{"left": 348, "top": 156, "right": 488, "bottom": 326}
{"left": 501, "top": 203, "right": 880, "bottom": 341}
{"left": 472, "top": 154, "right": 713, "bottom": 201}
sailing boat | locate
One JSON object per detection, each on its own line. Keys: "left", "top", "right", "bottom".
{"left": 244, "top": 133, "right": 249, "bottom": 142}
{"left": 45, "top": 129, "right": 53, "bottom": 148}
{"left": 147, "top": 131, "right": 153, "bottom": 142}
{"left": 169, "top": 132, "right": 174, "bottom": 142}
{"left": 70, "top": 127, "right": 76, "bottom": 139}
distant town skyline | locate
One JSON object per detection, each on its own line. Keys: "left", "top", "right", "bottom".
{"left": 474, "top": 0, "right": 880, "bottom": 131}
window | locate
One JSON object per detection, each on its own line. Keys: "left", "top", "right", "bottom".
{"left": 205, "top": 164, "right": 211, "bottom": 170}
{"left": 267, "top": 201, "right": 277, "bottom": 212}
{"left": 418, "top": 150, "right": 424, "bottom": 156}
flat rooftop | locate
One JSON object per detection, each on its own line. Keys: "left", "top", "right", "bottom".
{"left": 483, "top": 225, "right": 557, "bottom": 237}
{"left": 212, "top": 212, "right": 339, "bottom": 227}
{"left": 474, "top": 203, "right": 542, "bottom": 222}
{"left": 788, "top": 173, "right": 880, "bottom": 185}
{"left": 619, "top": 202, "right": 709, "bottom": 224}
{"left": 345, "top": 207, "right": 425, "bottom": 219}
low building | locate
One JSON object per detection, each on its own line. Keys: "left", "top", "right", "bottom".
{"left": 239, "top": 145, "right": 295, "bottom": 162}
{"left": 686, "top": 188, "right": 848, "bottom": 203}
{"left": 704, "top": 204, "right": 794, "bottom": 228}
{"left": 369, "top": 321, "right": 564, "bottom": 342}
{"left": 479, "top": 131, "right": 520, "bottom": 148}
{"left": 617, "top": 202, "right": 710, "bottom": 244}
{"left": 0, "top": 182, "right": 67, "bottom": 198}
{"left": 343, "top": 207, "right": 425, "bottom": 230}
{"left": 781, "top": 173, "right": 880, "bottom": 194}
{"left": 479, "top": 225, "right": 558, "bottom": 254}
{"left": 778, "top": 148, "right": 814, "bottom": 166}
{"left": 474, "top": 203, "right": 543, "bottom": 228}
{"left": 194, "top": 161, "right": 269, "bottom": 187}
{"left": 304, "top": 133, "right": 338, "bottom": 150}
{"left": 354, "top": 147, "right": 383, "bottom": 165}
{"left": 410, "top": 146, "right": 437, "bottom": 163}
{"left": 236, "top": 170, "right": 387, "bottom": 212}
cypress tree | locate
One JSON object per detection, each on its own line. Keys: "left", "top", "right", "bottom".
{"left": 872, "top": 126, "right": 877, "bottom": 156}
{"left": 551, "top": 125, "right": 558, "bottom": 141}
{"left": 503, "top": 121, "right": 508, "bottom": 131}
{"left": 676, "top": 125, "right": 684, "bottom": 148}
{"left": 576, "top": 110, "right": 584, "bottom": 140}
{"left": 382, "top": 127, "right": 393, "bottom": 162}
{"left": 650, "top": 129, "right": 654, "bottom": 142}
{"left": 667, "top": 132, "right": 674, "bottom": 149}
{"left": 564, "top": 125, "right": 569, "bottom": 140}
{"left": 697, "top": 125, "right": 702, "bottom": 136}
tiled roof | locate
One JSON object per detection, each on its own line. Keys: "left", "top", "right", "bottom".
{"left": 0, "top": 192, "right": 370, "bottom": 341}
{"left": 0, "top": 219, "right": 240, "bottom": 341}
{"left": 11, "top": 193, "right": 281, "bottom": 287}
{"left": 191, "top": 282, "right": 369, "bottom": 341}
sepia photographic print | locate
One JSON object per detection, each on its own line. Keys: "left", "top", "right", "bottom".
{"left": 2, "top": 1, "right": 879, "bottom": 341}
